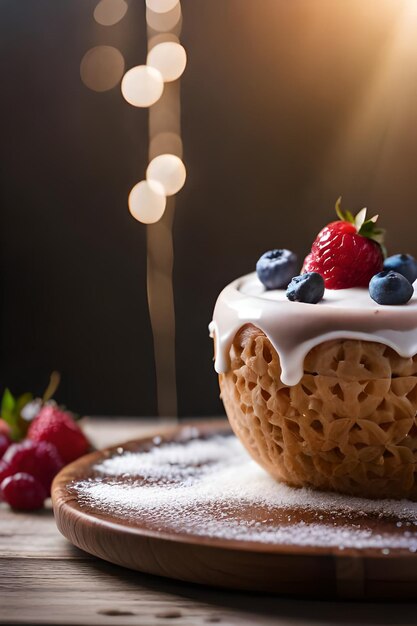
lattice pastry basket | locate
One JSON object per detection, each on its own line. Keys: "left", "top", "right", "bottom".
{"left": 218, "top": 324, "right": 417, "bottom": 500}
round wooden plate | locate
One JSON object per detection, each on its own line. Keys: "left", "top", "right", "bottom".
{"left": 52, "top": 421, "right": 417, "bottom": 600}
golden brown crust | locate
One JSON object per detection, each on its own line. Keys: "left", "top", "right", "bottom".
{"left": 219, "top": 324, "right": 417, "bottom": 500}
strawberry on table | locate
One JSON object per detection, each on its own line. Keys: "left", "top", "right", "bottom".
{"left": 0, "top": 419, "right": 11, "bottom": 439}
{"left": 303, "top": 198, "right": 385, "bottom": 289}
{"left": 28, "top": 405, "right": 90, "bottom": 464}
{"left": 0, "top": 375, "right": 90, "bottom": 511}
{"left": 0, "top": 432, "right": 11, "bottom": 458}
{"left": 0, "top": 459, "right": 10, "bottom": 484}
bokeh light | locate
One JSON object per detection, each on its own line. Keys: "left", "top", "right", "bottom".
{"left": 148, "top": 33, "right": 180, "bottom": 50}
{"left": 80, "top": 46, "right": 125, "bottom": 92}
{"left": 145, "top": 0, "right": 179, "bottom": 13}
{"left": 128, "top": 180, "right": 166, "bottom": 224}
{"left": 121, "top": 65, "right": 164, "bottom": 107}
{"left": 93, "top": 0, "right": 128, "bottom": 26}
{"left": 146, "top": 154, "right": 186, "bottom": 196}
{"left": 146, "top": 3, "right": 181, "bottom": 33}
{"left": 149, "top": 132, "right": 183, "bottom": 160}
{"left": 147, "top": 42, "right": 187, "bottom": 82}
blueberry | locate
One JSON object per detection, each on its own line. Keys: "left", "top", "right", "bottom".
{"left": 369, "top": 270, "right": 414, "bottom": 305}
{"left": 286, "top": 272, "right": 325, "bottom": 304}
{"left": 256, "top": 249, "right": 298, "bottom": 290}
{"left": 383, "top": 254, "right": 417, "bottom": 284}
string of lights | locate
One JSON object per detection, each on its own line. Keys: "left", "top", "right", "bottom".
{"left": 81, "top": 0, "right": 186, "bottom": 416}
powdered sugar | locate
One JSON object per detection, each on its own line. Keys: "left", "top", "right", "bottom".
{"left": 71, "top": 434, "right": 417, "bottom": 552}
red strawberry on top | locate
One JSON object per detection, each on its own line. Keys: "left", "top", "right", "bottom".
{"left": 303, "top": 198, "right": 385, "bottom": 289}
{"left": 28, "top": 404, "right": 89, "bottom": 464}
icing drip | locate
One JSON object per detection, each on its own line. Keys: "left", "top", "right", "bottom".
{"left": 209, "top": 273, "right": 417, "bottom": 386}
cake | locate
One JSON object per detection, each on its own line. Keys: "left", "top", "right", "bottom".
{"left": 210, "top": 201, "right": 417, "bottom": 500}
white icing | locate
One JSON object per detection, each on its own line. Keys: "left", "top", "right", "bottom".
{"left": 210, "top": 272, "right": 417, "bottom": 386}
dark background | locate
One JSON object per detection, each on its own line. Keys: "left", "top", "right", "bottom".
{"left": 1, "top": 0, "right": 417, "bottom": 416}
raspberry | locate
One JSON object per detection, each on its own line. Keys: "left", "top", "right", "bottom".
{"left": 1, "top": 473, "right": 46, "bottom": 510}
{"left": 3, "top": 439, "right": 63, "bottom": 494}
{"left": 28, "top": 405, "right": 89, "bottom": 464}
{"left": 303, "top": 201, "right": 384, "bottom": 289}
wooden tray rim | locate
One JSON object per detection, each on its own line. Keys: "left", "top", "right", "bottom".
{"left": 52, "top": 420, "right": 417, "bottom": 561}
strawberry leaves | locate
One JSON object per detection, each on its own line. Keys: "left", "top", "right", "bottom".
{"left": 42, "top": 371, "right": 61, "bottom": 404}
{"left": 1, "top": 372, "right": 61, "bottom": 441}
{"left": 335, "top": 197, "right": 386, "bottom": 255}
{"left": 1, "top": 389, "right": 33, "bottom": 441}
{"left": 335, "top": 196, "right": 355, "bottom": 224}
{"left": 354, "top": 207, "right": 369, "bottom": 231}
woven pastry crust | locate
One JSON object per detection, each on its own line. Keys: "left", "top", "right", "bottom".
{"left": 218, "top": 324, "right": 417, "bottom": 500}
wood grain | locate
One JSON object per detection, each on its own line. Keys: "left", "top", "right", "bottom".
{"left": 3, "top": 418, "right": 417, "bottom": 626}
{"left": 52, "top": 421, "right": 417, "bottom": 601}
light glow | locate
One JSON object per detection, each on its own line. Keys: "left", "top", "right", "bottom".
{"left": 322, "top": 0, "right": 417, "bottom": 194}
{"left": 403, "top": 0, "right": 417, "bottom": 19}
{"left": 147, "top": 154, "right": 186, "bottom": 196}
{"left": 148, "top": 33, "right": 180, "bottom": 50}
{"left": 147, "top": 42, "right": 187, "bottom": 82}
{"left": 146, "top": 3, "right": 181, "bottom": 33}
{"left": 94, "top": 0, "right": 128, "bottom": 26}
{"left": 149, "top": 132, "right": 183, "bottom": 160}
{"left": 80, "top": 46, "right": 125, "bottom": 92}
{"left": 145, "top": 0, "right": 179, "bottom": 13}
{"left": 128, "top": 180, "right": 166, "bottom": 224}
{"left": 121, "top": 65, "right": 164, "bottom": 107}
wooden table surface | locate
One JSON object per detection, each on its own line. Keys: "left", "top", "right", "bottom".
{"left": 2, "top": 417, "right": 417, "bottom": 626}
